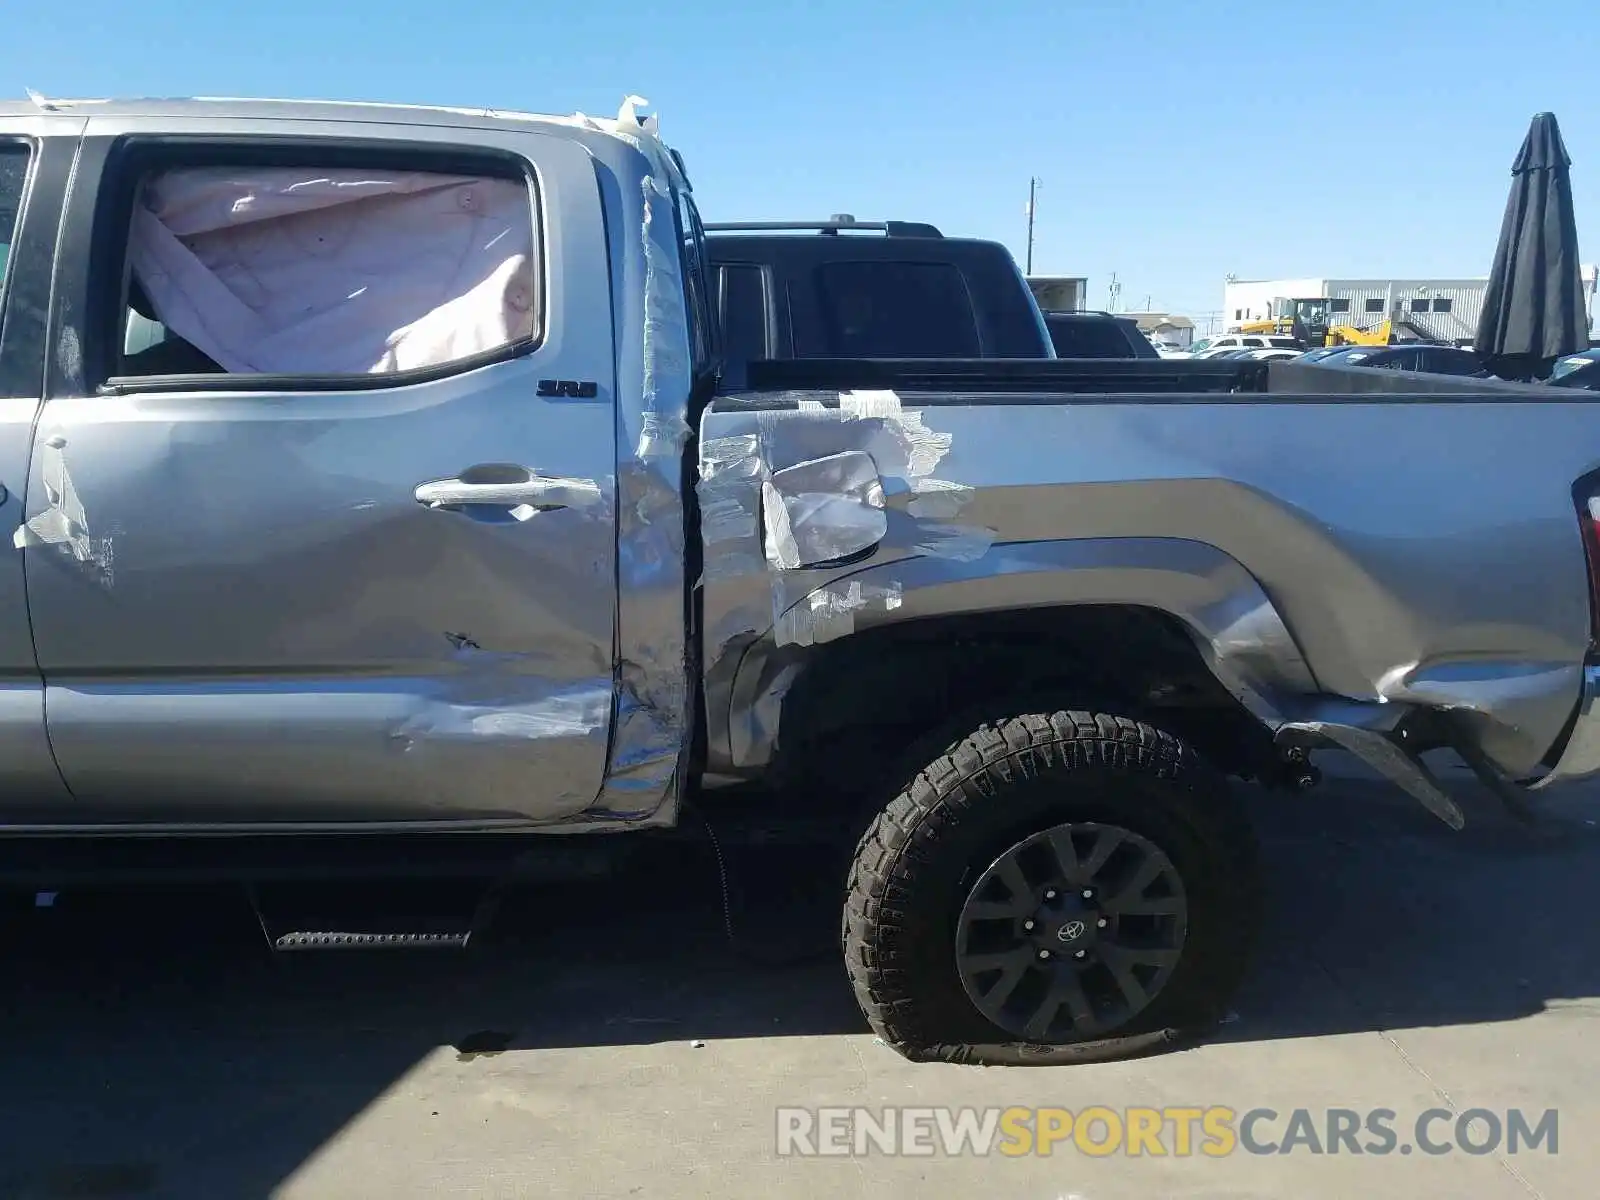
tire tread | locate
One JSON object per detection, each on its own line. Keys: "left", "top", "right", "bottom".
{"left": 843, "top": 709, "right": 1260, "bottom": 1066}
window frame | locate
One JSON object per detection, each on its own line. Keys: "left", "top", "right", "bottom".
{"left": 1362, "top": 297, "right": 1385, "bottom": 314}
{"left": 1432, "top": 298, "right": 1453, "bottom": 313}
{"left": 1329, "top": 298, "right": 1351, "bottom": 314}
{"left": 82, "top": 134, "right": 547, "bottom": 397}
{"left": 671, "top": 187, "right": 716, "bottom": 378}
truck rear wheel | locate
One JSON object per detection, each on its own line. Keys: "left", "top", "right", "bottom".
{"left": 843, "top": 710, "right": 1260, "bottom": 1065}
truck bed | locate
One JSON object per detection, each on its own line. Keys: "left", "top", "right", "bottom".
{"left": 697, "top": 359, "right": 1600, "bottom": 786}
{"left": 722, "top": 355, "right": 1588, "bottom": 399}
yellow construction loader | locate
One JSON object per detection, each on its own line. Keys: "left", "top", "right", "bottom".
{"left": 1233, "top": 297, "right": 1332, "bottom": 345}
{"left": 1235, "top": 296, "right": 1408, "bottom": 348}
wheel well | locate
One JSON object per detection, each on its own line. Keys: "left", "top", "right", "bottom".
{"left": 768, "top": 605, "right": 1278, "bottom": 799}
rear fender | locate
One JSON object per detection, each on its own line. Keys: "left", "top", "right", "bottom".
{"left": 717, "top": 537, "right": 1319, "bottom": 771}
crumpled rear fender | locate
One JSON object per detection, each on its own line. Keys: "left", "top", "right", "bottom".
{"left": 711, "top": 537, "right": 1320, "bottom": 773}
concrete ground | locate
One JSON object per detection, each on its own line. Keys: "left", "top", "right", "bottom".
{"left": 1, "top": 762, "right": 1597, "bottom": 1199}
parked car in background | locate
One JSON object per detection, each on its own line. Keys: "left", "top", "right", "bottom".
{"left": 1315, "top": 344, "right": 1485, "bottom": 376}
{"left": 706, "top": 217, "right": 1053, "bottom": 361}
{"left": 1296, "top": 345, "right": 1352, "bottom": 363}
{"left": 1189, "top": 333, "right": 1304, "bottom": 359}
{"left": 1041, "top": 311, "right": 1160, "bottom": 358}
{"left": 1244, "top": 348, "right": 1303, "bottom": 362}
{"left": 1549, "top": 349, "right": 1600, "bottom": 390}
{"left": 1149, "top": 338, "right": 1189, "bottom": 358}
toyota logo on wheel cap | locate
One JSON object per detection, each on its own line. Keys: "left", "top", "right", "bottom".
{"left": 1056, "top": 920, "right": 1088, "bottom": 942}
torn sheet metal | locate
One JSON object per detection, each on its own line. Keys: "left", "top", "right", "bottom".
{"left": 13, "top": 439, "right": 115, "bottom": 589}
{"left": 762, "top": 450, "right": 887, "bottom": 569}
{"left": 699, "top": 432, "right": 766, "bottom": 575}
{"left": 909, "top": 522, "right": 996, "bottom": 563}
{"left": 1374, "top": 656, "right": 1583, "bottom": 776}
{"left": 399, "top": 679, "right": 611, "bottom": 743}
{"left": 697, "top": 388, "right": 994, "bottom": 660}
{"left": 393, "top": 672, "right": 615, "bottom": 817}
{"left": 774, "top": 580, "right": 905, "bottom": 648}
{"left": 576, "top": 95, "right": 694, "bottom": 463}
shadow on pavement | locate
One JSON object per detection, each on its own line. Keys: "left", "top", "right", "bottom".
{"left": 0, "top": 764, "right": 1597, "bottom": 1197}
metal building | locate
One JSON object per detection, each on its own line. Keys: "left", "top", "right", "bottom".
{"left": 1223, "top": 271, "right": 1600, "bottom": 344}
{"left": 1026, "top": 275, "right": 1089, "bottom": 313}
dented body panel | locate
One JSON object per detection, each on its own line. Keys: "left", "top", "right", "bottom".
{"left": 698, "top": 387, "right": 1600, "bottom": 782}
{"left": 0, "top": 98, "right": 697, "bottom": 831}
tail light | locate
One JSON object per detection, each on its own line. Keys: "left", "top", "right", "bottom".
{"left": 1578, "top": 490, "right": 1600, "bottom": 643}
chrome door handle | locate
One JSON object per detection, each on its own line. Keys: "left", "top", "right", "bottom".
{"left": 414, "top": 469, "right": 602, "bottom": 513}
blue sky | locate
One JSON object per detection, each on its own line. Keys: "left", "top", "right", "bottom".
{"left": 13, "top": 1, "right": 1599, "bottom": 324}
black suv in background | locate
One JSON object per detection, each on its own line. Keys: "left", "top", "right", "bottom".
{"left": 1040, "top": 311, "right": 1160, "bottom": 359}
{"left": 705, "top": 217, "right": 1054, "bottom": 362}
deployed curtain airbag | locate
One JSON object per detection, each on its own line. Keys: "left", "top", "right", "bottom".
{"left": 128, "top": 167, "right": 537, "bottom": 375}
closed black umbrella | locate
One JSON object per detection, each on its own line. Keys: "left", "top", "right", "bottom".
{"left": 1475, "top": 112, "right": 1587, "bottom": 381}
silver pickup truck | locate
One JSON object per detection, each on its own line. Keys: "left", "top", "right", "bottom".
{"left": 1, "top": 95, "right": 1598, "bottom": 1066}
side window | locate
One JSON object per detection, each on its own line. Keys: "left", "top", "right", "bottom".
{"left": 674, "top": 190, "right": 713, "bottom": 374}
{"left": 103, "top": 152, "right": 540, "bottom": 384}
{"left": 802, "top": 261, "right": 980, "bottom": 358}
{"left": 716, "top": 264, "right": 770, "bottom": 361}
{"left": 1241, "top": 338, "right": 1265, "bottom": 348}
{"left": 1329, "top": 298, "right": 1351, "bottom": 313}
{"left": 0, "top": 143, "right": 30, "bottom": 336}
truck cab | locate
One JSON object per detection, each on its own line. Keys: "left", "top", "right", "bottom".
{"left": 0, "top": 96, "right": 704, "bottom": 832}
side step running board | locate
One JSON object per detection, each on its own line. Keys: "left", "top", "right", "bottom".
{"left": 272, "top": 930, "right": 471, "bottom": 951}
{"left": 246, "top": 879, "right": 507, "bottom": 953}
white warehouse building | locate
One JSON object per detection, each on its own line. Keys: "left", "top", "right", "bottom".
{"left": 1223, "top": 271, "right": 1599, "bottom": 344}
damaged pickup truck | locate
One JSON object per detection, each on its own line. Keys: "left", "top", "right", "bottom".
{"left": 2, "top": 94, "right": 1600, "bottom": 1065}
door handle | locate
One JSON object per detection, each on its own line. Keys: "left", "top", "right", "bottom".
{"left": 414, "top": 468, "right": 602, "bottom": 513}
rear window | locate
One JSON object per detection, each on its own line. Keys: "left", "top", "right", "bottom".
{"left": 1267, "top": 337, "right": 1301, "bottom": 348}
{"left": 802, "top": 261, "right": 981, "bottom": 357}
{"left": 1046, "top": 316, "right": 1136, "bottom": 358}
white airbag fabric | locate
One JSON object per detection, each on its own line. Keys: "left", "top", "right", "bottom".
{"left": 129, "top": 168, "right": 536, "bottom": 374}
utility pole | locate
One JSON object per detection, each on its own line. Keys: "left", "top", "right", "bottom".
{"left": 1108, "top": 272, "right": 1121, "bottom": 312}
{"left": 1024, "top": 177, "right": 1040, "bottom": 275}
{"left": 1143, "top": 294, "right": 1152, "bottom": 312}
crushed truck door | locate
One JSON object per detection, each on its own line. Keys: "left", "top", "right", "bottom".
{"left": 22, "top": 118, "right": 621, "bottom": 827}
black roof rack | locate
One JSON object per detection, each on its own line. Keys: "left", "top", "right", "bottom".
{"left": 703, "top": 215, "right": 943, "bottom": 239}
